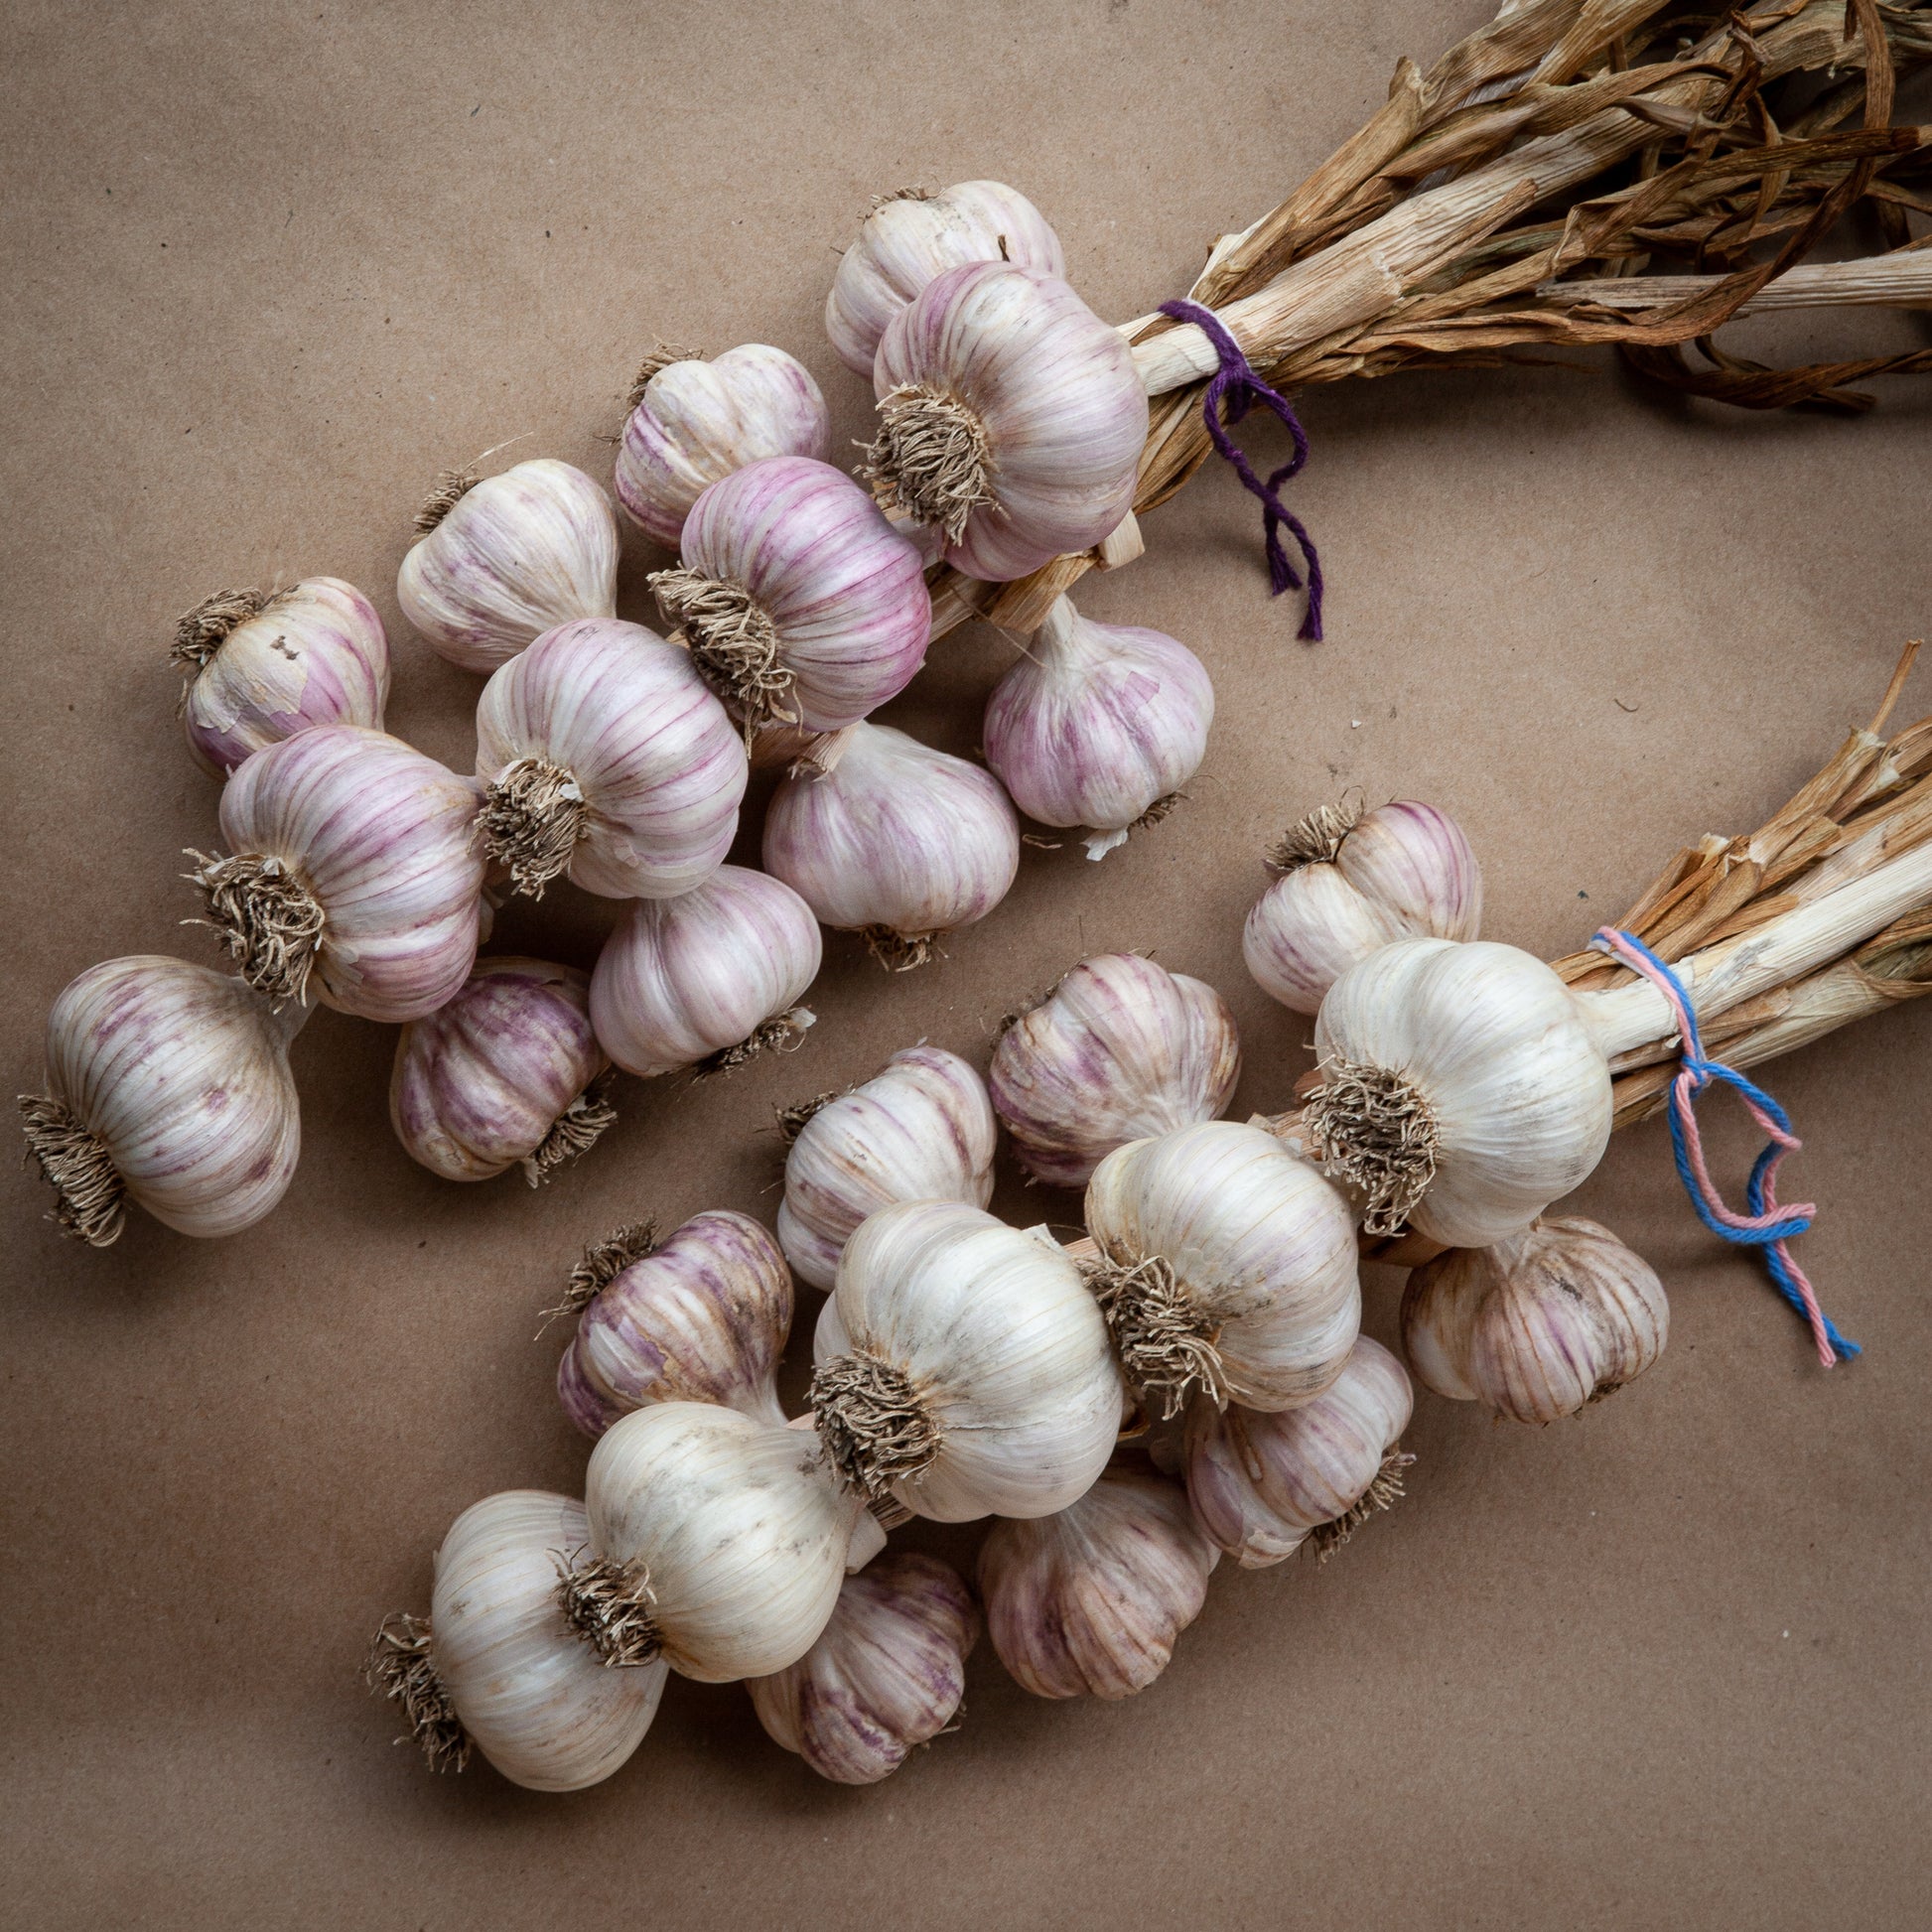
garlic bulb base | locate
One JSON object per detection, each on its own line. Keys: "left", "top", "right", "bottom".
{"left": 1269, "top": 798, "right": 1361, "bottom": 871}
{"left": 1303, "top": 1057, "right": 1442, "bottom": 1237}
{"left": 555, "top": 1556, "right": 662, "bottom": 1668}
{"left": 17, "top": 1095, "right": 125, "bottom": 1246}
{"left": 1305, "top": 1448, "right": 1415, "bottom": 1565}
{"left": 519, "top": 1071, "right": 618, "bottom": 1186}
{"left": 809, "top": 1351, "right": 943, "bottom": 1502}
{"left": 185, "top": 848, "right": 326, "bottom": 1007}
{"left": 539, "top": 1220, "right": 658, "bottom": 1332}
{"left": 172, "top": 586, "right": 279, "bottom": 674}
{"left": 475, "top": 758, "right": 586, "bottom": 898}
{"left": 648, "top": 567, "right": 793, "bottom": 735}
{"left": 624, "top": 342, "right": 705, "bottom": 411}
{"left": 1084, "top": 1252, "right": 1228, "bottom": 1419}
{"left": 692, "top": 1007, "right": 815, "bottom": 1078}
{"left": 864, "top": 926, "right": 938, "bottom": 972}
{"left": 364, "top": 1612, "right": 470, "bottom": 1775}
{"left": 860, "top": 384, "right": 995, "bottom": 544}
{"left": 415, "top": 469, "right": 479, "bottom": 534}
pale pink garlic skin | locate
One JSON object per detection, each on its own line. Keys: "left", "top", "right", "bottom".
{"left": 558, "top": 1210, "right": 792, "bottom": 1438}
{"left": 218, "top": 726, "right": 486, "bottom": 1024}
{"left": 991, "top": 953, "right": 1240, "bottom": 1190}
{"left": 181, "top": 578, "right": 390, "bottom": 778}
{"left": 978, "top": 1463, "right": 1218, "bottom": 1701}
{"left": 616, "top": 346, "right": 829, "bottom": 549}
{"left": 1183, "top": 1335, "right": 1413, "bottom": 1568}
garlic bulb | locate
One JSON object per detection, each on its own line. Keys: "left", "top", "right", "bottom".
{"left": 826, "top": 180, "right": 1065, "bottom": 376}
{"left": 1083, "top": 1120, "right": 1360, "bottom": 1415}
{"left": 172, "top": 579, "right": 390, "bottom": 778}
{"left": 564, "top": 1401, "right": 865, "bottom": 1682}
{"left": 398, "top": 459, "right": 619, "bottom": 673}
{"left": 1245, "top": 799, "right": 1483, "bottom": 1016}
{"left": 978, "top": 1463, "right": 1217, "bottom": 1701}
{"left": 984, "top": 597, "right": 1214, "bottom": 859}
{"left": 366, "top": 1490, "right": 666, "bottom": 1791}
{"left": 19, "top": 954, "right": 303, "bottom": 1246}
{"left": 189, "top": 725, "right": 485, "bottom": 1022}
{"left": 1307, "top": 939, "right": 1612, "bottom": 1248}
{"left": 590, "top": 866, "right": 821, "bottom": 1077}
{"left": 649, "top": 457, "right": 930, "bottom": 737}
{"left": 762, "top": 722, "right": 1020, "bottom": 969}
{"left": 1402, "top": 1216, "right": 1669, "bottom": 1424}
{"left": 554, "top": 1213, "right": 792, "bottom": 1438}
{"left": 616, "top": 345, "right": 829, "bottom": 548}
{"left": 776, "top": 1044, "right": 997, "bottom": 1292}
{"left": 809, "top": 1200, "right": 1121, "bottom": 1522}
{"left": 991, "top": 953, "right": 1240, "bottom": 1189}
{"left": 1182, "top": 1335, "right": 1414, "bottom": 1568}
{"left": 389, "top": 958, "right": 612, "bottom": 1185}
{"left": 865, "top": 261, "right": 1148, "bottom": 582}
{"left": 474, "top": 617, "right": 748, "bottom": 900}
{"left": 747, "top": 1552, "right": 978, "bottom": 1784}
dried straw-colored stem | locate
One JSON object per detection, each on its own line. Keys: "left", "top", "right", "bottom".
{"left": 364, "top": 1613, "right": 470, "bottom": 1774}
{"left": 183, "top": 848, "right": 327, "bottom": 1007}
{"left": 521, "top": 1071, "right": 618, "bottom": 1187}
{"left": 809, "top": 1348, "right": 943, "bottom": 1502}
{"left": 18, "top": 1095, "right": 126, "bottom": 1247}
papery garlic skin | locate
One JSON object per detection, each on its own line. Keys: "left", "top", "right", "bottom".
{"left": 778, "top": 1044, "right": 997, "bottom": 1292}
{"left": 389, "top": 958, "right": 610, "bottom": 1185}
{"left": 827, "top": 181, "right": 1065, "bottom": 376}
{"left": 762, "top": 722, "right": 1020, "bottom": 968}
{"left": 978, "top": 1464, "right": 1217, "bottom": 1701}
{"left": 1402, "top": 1216, "right": 1669, "bottom": 1424}
{"left": 558, "top": 1211, "right": 793, "bottom": 1438}
{"left": 991, "top": 953, "right": 1240, "bottom": 1189}
{"left": 174, "top": 579, "right": 390, "bottom": 778}
{"left": 398, "top": 459, "right": 619, "bottom": 673}
{"left": 1183, "top": 1335, "right": 1414, "bottom": 1568}
{"left": 617, "top": 346, "right": 829, "bottom": 549}
{"left": 20, "top": 955, "right": 303, "bottom": 1246}
{"left": 1244, "top": 800, "right": 1483, "bottom": 1016}
{"left": 868, "top": 261, "right": 1149, "bottom": 583}
{"left": 747, "top": 1551, "right": 978, "bottom": 1784}
{"left": 984, "top": 597, "right": 1214, "bottom": 859}
{"left": 589, "top": 866, "right": 821, "bottom": 1077}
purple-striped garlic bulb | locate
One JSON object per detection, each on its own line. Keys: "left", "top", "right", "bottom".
{"left": 865, "top": 261, "right": 1147, "bottom": 583}
{"left": 762, "top": 722, "right": 1020, "bottom": 970}
{"left": 389, "top": 958, "right": 612, "bottom": 1186}
{"left": 1183, "top": 1335, "right": 1414, "bottom": 1568}
{"left": 991, "top": 953, "right": 1240, "bottom": 1189}
{"left": 398, "top": 459, "right": 619, "bottom": 674}
{"left": 189, "top": 725, "right": 485, "bottom": 1022}
{"left": 553, "top": 1212, "right": 792, "bottom": 1438}
{"left": 616, "top": 345, "right": 829, "bottom": 549}
{"left": 19, "top": 954, "right": 305, "bottom": 1247}
{"left": 172, "top": 578, "right": 390, "bottom": 778}
{"left": 1401, "top": 1216, "right": 1669, "bottom": 1425}
{"left": 474, "top": 617, "right": 748, "bottom": 901}
{"left": 648, "top": 457, "right": 930, "bottom": 737}
{"left": 978, "top": 1463, "right": 1217, "bottom": 1701}
{"left": 776, "top": 1044, "right": 997, "bottom": 1292}
{"left": 826, "top": 180, "right": 1064, "bottom": 376}
{"left": 1244, "top": 798, "right": 1482, "bottom": 1016}
{"left": 748, "top": 1551, "right": 978, "bottom": 1784}
{"left": 984, "top": 596, "right": 1214, "bottom": 859}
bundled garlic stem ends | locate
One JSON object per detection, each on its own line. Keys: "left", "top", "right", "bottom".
{"left": 20, "top": 955, "right": 303, "bottom": 1246}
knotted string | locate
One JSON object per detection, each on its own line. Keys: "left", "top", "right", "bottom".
{"left": 1158, "top": 298, "right": 1324, "bottom": 640}
{"left": 1592, "top": 927, "right": 1859, "bottom": 1367}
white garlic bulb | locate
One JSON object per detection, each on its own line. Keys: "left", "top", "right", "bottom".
{"left": 762, "top": 722, "right": 1021, "bottom": 970}
{"left": 20, "top": 954, "right": 304, "bottom": 1246}
{"left": 191, "top": 725, "right": 486, "bottom": 1023}
{"left": 991, "top": 953, "right": 1240, "bottom": 1189}
{"left": 1307, "top": 939, "right": 1613, "bottom": 1248}
{"left": 826, "top": 180, "right": 1065, "bottom": 376}
{"left": 978, "top": 1463, "right": 1217, "bottom": 1701}
{"left": 366, "top": 1490, "right": 666, "bottom": 1791}
{"left": 398, "top": 459, "right": 619, "bottom": 673}
{"left": 390, "top": 958, "right": 612, "bottom": 1185}
{"left": 474, "top": 617, "right": 748, "bottom": 901}
{"left": 555, "top": 1213, "right": 792, "bottom": 1438}
{"left": 172, "top": 579, "right": 390, "bottom": 778}
{"left": 589, "top": 865, "right": 821, "bottom": 1077}
{"left": 1084, "top": 1120, "right": 1360, "bottom": 1415}
{"left": 747, "top": 1551, "right": 979, "bottom": 1784}
{"left": 809, "top": 1200, "right": 1122, "bottom": 1523}
{"left": 865, "top": 261, "right": 1149, "bottom": 583}
{"left": 1244, "top": 798, "right": 1483, "bottom": 1015}
{"left": 777, "top": 1044, "right": 998, "bottom": 1292}
{"left": 1402, "top": 1216, "right": 1669, "bottom": 1424}
{"left": 1182, "top": 1335, "right": 1414, "bottom": 1568}
{"left": 984, "top": 596, "right": 1214, "bottom": 859}
{"left": 616, "top": 345, "right": 829, "bottom": 548}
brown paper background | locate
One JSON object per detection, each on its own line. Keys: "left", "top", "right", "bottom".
{"left": 3, "top": 2, "right": 1929, "bottom": 1925}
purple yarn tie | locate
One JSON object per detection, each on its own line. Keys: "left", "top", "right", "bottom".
{"left": 1159, "top": 297, "right": 1323, "bottom": 640}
